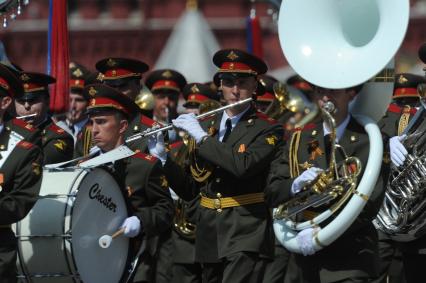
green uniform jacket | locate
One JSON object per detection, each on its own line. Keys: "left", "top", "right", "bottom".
{"left": 74, "top": 112, "right": 156, "bottom": 157}
{"left": 266, "top": 117, "right": 388, "bottom": 281}
{"left": 4, "top": 118, "right": 41, "bottom": 147}
{"left": 164, "top": 106, "right": 284, "bottom": 263}
{"left": 0, "top": 128, "right": 43, "bottom": 225}
{"left": 113, "top": 151, "right": 174, "bottom": 256}
{"left": 38, "top": 118, "right": 74, "bottom": 165}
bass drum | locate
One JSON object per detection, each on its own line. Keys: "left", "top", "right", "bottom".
{"left": 14, "top": 168, "right": 130, "bottom": 283}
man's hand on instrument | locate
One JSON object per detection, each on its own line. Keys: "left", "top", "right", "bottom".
{"left": 172, "top": 113, "right": 207, "bottom": 144}
{"left": 291, "top": 167, "right": 323, "bottom": 195}
{"left": 296, "top": 227, "right": 320, "bottom": 256}
{"left": 389, "top": 135, "right": 408, "bottom": 167}
{"left": 148, "top": 131, "right": 167, "bottom": 165}
{"left": 120, "top": 216, "right": 141, "bottom": 238}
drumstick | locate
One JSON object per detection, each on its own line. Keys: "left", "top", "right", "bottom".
{"left": 98, "top": 228, "right": 125, "bottom": 249}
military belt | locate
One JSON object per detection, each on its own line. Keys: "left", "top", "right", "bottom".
{"left": 200, "top": 192, "right": 264, "bottom": 212}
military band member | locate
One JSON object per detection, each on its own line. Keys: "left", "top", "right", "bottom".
{"left": 145, "top": 69, "right": 187, "bottom": 140}
{"left": 167, "top": 82, "right": 220, "bottom": 283}
{"left": 56, "top": 62, "right": 91, "bottom": 144}
{"left": 266, "top": 84, "right": 388, "bottom": 283}
{"left": 14, "top": 72, "right": 73, "bottom": 164}
{"left": 256, "top": 75, "right": 277, "bottom": 113}
{"left": 149, "top": 49, "right": 283, "bottom": 282}
{"left": 379, "top": 73, "right": 426, "bottom": 283}
{"left": 84, "top": 83, "right": 174, "bottom": 283}
{"left": 0, "top": 63, "right": 43, "bottom": 283}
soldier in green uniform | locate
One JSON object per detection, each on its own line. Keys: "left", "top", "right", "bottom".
{"left": 266, "top": 84, "right": 388, "bottom": 283}
{"left": 149, "top": 49, "right": 283, "bottom": 282}
{"left": 378, "top": 73, "right": 426, "bottom": 283}
{"left": 56, "top": 62, "right": 92, "bottom": 144}
{"left": 145, "top": 69, "right": 187, "bottom": 142}
{"left": 372, "top": 73, "right": 424, "bottom": 283}
{"left": 0, "top": 64, "right": 43, "bottom": 283}
{"left": 83, "top": 83, "right": 174, "bottom": 283}
{"left": 13, "top": 71, "right": 73, "bottom": 164}
{"left": 167, "top": 82, "right": 220, "bottom": 283}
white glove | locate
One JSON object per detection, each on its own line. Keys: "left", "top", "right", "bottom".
{"left": 148, "top": 131, "right": 167, "bottom": 165}
{"left": 172, "top": 113, "right": 207, "bottom": 144}
{"left": 120, "top": 216, "right": 141, "bottom": 238}
{"left": 291, "top": 167, "right": 323, "bottom": 195}
{"left": 296, "top": 227, "right": 319, "bottom": 256}
{"left": 389, "top": 135, "right": 408, "bottom": 167}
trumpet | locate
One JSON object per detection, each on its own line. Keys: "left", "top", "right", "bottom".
{"left": 125, "top": 98, "right": 253, "bottom": 143}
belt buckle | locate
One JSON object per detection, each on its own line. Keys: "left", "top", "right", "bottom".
{"left": 214, "top": 193, "right": 222, "bottom": 213}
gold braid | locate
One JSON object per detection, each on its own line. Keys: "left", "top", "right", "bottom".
{"left": 289, "top": 130, "right": 302, "bottom": 178}
{"left": 83, "top": 127, "right": 92, "bottom": 157}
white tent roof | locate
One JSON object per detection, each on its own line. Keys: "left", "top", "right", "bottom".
{"left": 154, "top": 8, "right": 220, "bottom": 83}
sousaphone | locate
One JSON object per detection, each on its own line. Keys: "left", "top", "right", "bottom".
{"left": 273, "top": 0, "right": 409, "bottom": 254}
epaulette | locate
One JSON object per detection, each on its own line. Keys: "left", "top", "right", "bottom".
{"left": 255, "top": 112, "right": 277, "bottom": 125}
{"left": 12, "top": 118, "right": 36, "bottom": 132}
{"left": 17, "top": 140, "right": 34, "bottom": 149}
{"left": 169, "top": 141, "right": 183, "bottom": 149}
{"left": 292, "top": 123, "right": 316, "bottom": 132}
{"left": 132, "top": 152, "right": 158, "bottom": 163}
{"left": 48, "top": 123, "right": 66, "bottom": 135}
{"left": 140, "top": 115, "right": 157, "bottom": 127}
{"left": 387, "top": 103, "right": 417, "bottom": 115}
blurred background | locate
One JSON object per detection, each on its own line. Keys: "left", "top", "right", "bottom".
{"left": 1, "top": 0, "right": 426, "bottom": 82}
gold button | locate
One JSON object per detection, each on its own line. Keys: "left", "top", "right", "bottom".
{"left": 350, "top": 135, "right": 357, "bottom": 142}
{"left": 215, "top": 178, "right": 221, "bottom": 183}
{"left": 311, "top": 130, "right": 317, "bottom": 137}
{"left": 134, "top": 125, "right": 139, "bottom": 131}
{"left": 0, "top": 145, "right": 4, "bottom": 150}
{"left": 216, "top": 192, "right": 222, "bottom": 198}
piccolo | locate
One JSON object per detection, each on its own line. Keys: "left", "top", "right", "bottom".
{"left": 125, "top": 97, "right": 253, "bottom": 143}
{"left": 16, "top": 113, "right": 37, "bottom": 120}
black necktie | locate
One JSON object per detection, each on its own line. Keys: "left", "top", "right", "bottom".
{"left": 222, "top": 119, "right": 232, "bottom": 142}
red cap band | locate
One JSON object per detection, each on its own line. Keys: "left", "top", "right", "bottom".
{"left": 152, "top": 80, "right": 179, "bottom": 91}
{"left": 256, "top": 92, "right": 275, "bottom": 102}
{"left": 0, "top": 77, "right": 13, "bottom": 97}
{"left": 393, "top": 87, "right": 418, "bottom": 97}
{"left": 104, "top": 68, "right": 139, "bottom": 79}
{"left": 88, "top": 97, "right": 129, "bottom": 114}
{"left": 23, "top": 83, "right": 47, "bottom": 93}
{"left": 220, "top": 62, "right": 255, "bottom": 73}
{"left": 187, "top": 94, "right": 209, "bottom": 103}
{"left": 70, "top": 79, "right": 85, "bottom": 88}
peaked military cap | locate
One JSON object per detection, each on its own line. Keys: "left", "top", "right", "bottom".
{"left": 85, "top": 84, "right": 139, "bottom": 118}
{"left": 213, "top": 49, "right": 267, "bottom": 84}
{"left": 257, "top": 75, "right": 278, "bottom": 103}
{"left": 0, "top": 63, "right": 24, "bottom": 97}
{"left": 145, "top": 69, "right": 187, "bottom": 94}
{"left": 18, "top": 72, "right": 56, "bottom": 100}
{"left": 182, "top": 83, "right": 219, "bottom": 108}
{"left": 393, "top": 73, "right": 425, "bottom": 99}
{"left": 69, "top": 62, "right": 91, "bottom": 91}
{"left": 95, "top": 57, "right": 149, "bottom": 87}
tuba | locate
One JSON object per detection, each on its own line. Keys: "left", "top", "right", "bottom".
{"left": 273, "top": 0, "right": 409, "bottom": 253}
{"left": 374, "top": 46, "right": 426, "bottom": 241}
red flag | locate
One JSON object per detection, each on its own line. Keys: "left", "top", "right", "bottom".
{"left": 48, "top": 0, "right": 69, "bottom": 114}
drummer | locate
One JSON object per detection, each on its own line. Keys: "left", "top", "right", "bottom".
{"left": 83, "top": 83, "right": 174, "bottom": 282}
{"left": 0, "top": 63, "right": 43, "bottom": 283}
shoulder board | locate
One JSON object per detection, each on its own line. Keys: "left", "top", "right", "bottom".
{"left": 17, "top": 140, "right": 34, "bottom": 149}
{"left": 48, "top": 123, "right": 66, "bottom": 135}
{"left": 140, "top": 115, "right": 157, "bottom": 127}
{"left": 255, "top": 112, "right": 277, "bottom": 125}
{"left": 169, "top": 141, "right": 183, "bottom": 149}
{"left": 132, "top": 152, "right": 158, "bottom": 163}
{"left": 12, "top": 118, "right": 36, "bottom": 132}
{"left": 387, "top": 103, "right": 417, "bottom": 115}
{"left": 292, "top": 123, "right": 316, "bottom": 132}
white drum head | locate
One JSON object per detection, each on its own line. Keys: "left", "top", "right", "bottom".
{"left": 71, "top": 168, "right": 129, "bottom": 283}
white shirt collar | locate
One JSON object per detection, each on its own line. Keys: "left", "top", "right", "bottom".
{"left": 218, "top": 106, "right": 250, "bottom": 141}
{"left": 323, "top": 114, "right": 350, "bottom": 142}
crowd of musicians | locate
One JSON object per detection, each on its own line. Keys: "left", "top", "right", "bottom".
{"left": 0, "top": 47, "right": 425, "bottom": 283}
